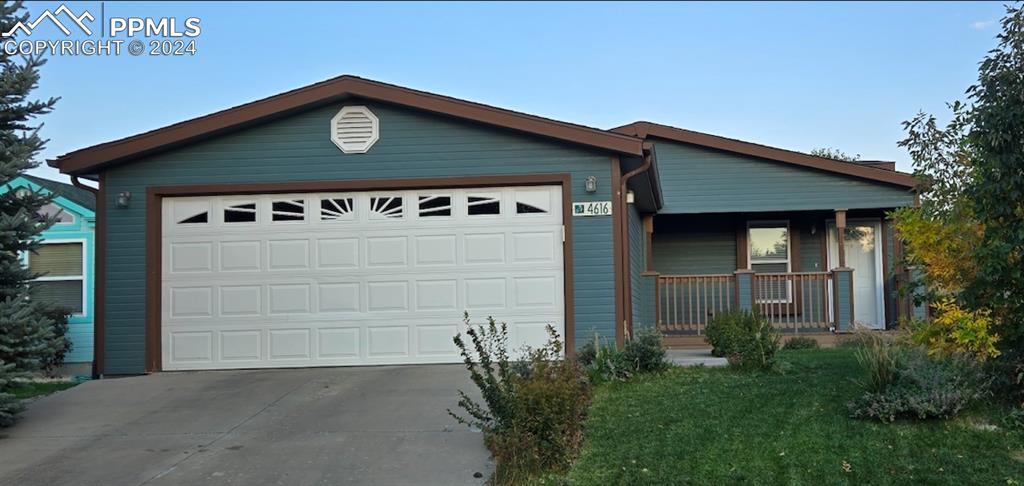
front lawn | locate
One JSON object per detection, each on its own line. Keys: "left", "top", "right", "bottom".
{"left": 556, "top": 349, "right": 1024, "bottom": 485}
{"left": 8, "top": 380, "right": 77, "bottom": 399}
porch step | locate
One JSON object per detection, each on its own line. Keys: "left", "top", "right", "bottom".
{"left": 663, "top": 332, "right": 849, "bottom": 349}
{"left": 666, "top": 349, "right": 727, "bottom": 367}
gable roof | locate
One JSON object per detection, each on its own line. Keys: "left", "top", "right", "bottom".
{"left": 611, "top": 121, "right": 918, "bottom": 188}
{"left": 19, "top": 174, "right": 96, "bottom": 211}
{"left": 50, "top": 75, "right": 647, "bottom": 176}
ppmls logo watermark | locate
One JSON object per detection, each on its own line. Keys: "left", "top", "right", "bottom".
{"left": 2, "top": 3, "right": 201, "bottom": 57}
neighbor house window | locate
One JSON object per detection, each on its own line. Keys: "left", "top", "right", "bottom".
{"left": 37, "top": 203, "right": 74, "bottom": 224}
{"left": 748, "top": 221, "right": 790, "bottom": 303}
{"left": 29, "top": 242, "right": 85, "bottom": 314}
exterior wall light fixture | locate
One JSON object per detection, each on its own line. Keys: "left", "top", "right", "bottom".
{"left": 584, "top": 176, "right": 598, "bottom": 194}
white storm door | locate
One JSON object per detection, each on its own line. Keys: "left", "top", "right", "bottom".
{"left": 161, "top": 186, "right": 564, "bottom": 370}
{"left": 827, "top": 220, "right": 884, "bottom": 329}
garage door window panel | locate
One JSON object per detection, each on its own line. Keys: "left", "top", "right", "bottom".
{"left": 515, "top": 190, "right": 550, "bottom": 215}
{"left": 320, "top": 197, "right": 355, "bottom": 222}
{"left": 369, "top": 196, "right": 403, "bottom": 220}
{"left": 173, "top": 200, "right": 211, "bottom": 225}
{"left": 272, "top": 199, "right": 306, "bottom": 222}
{"left": 467, "top": 193, "right": 501, "bottom": 216}
{"left": 224, "top": 202, "right": 257, "bottom": 223}
{"left": 418, "top": 195, "right": 452, "bottom": 217}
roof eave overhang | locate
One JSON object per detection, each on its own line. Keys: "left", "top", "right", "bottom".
{"left": 612, "top": 121, "right": 918, "bottom": 189}
{"left": 51, "top": 76, "right": 646, "bottom": 175}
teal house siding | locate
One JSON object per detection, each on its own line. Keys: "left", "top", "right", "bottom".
{"left": 3, "top": 176, "right": 95, "bottom": 364}
{"left": 101, "top": 100, "right": 617, "bottom": 374}
{"left": 627, "top": 205, "right": 645, "bottom": 329}
{"left": 652, "top": 218, "right": 736, "bottom": 275}
{"left": 650, "top": 139, "right": 915, "bottom": 214}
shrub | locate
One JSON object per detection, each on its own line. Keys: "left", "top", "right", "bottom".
{"left": 622, "top": 328, "right": 669, "bottom": 374}
{"left": 907, "top": 299, "right": 1001, "bottom": 360}
{"left": 782, "top": 336, "right": 820, "bottom": 350}
{"left": 704, "top": 311, "right": 745, "bottom": 357}
{"left": 449, "top": 313, "right": 590, "bottom": 484}
{"left": 849, "top": 346, "right": 990, "bottom": 423}
{"left": 577, "top": 329, "right": 669, "bottom": 383}
{"left": 706, "top": 311, "right": 780, "bottom": 371}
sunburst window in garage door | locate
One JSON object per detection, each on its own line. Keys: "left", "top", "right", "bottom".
{"left": 418, "top": 195, "right": 452, "bottom": 217}
{"left": 224, "top": 202, "right": 257, "bottom": 223}
{"left": 272, "top": 199, "right": 305, "bottom": 222}
{"left": 174, "top": 199, "right": 209, "bottom": 224}
{"left": 320, "top": 197, "right": 355, "bottom": 221}
{"left": 468, "top": 193, "right": 501, "bottom": 216}
{"left": 369, "top": 196, "right": 403, "bottom": 219}
{"left": 515, "top": 189, "right": 550, "bottom": 214}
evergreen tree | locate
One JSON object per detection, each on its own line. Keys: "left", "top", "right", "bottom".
{"left": 0, "top": 1, "right": 62, "bottom": 426}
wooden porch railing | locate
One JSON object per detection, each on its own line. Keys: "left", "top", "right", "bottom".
{"left": 752, "top": 272, "right": 833, "bottom": 332}
{"left": 656, "top": 274, "right": 736, "bottom": 334}
{"left": 656, "top": 271, "right": 835, "bottom": 334}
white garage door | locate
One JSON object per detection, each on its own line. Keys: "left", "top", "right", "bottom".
{"left": 161, "top": 186, "right": 564, "bottom": 370}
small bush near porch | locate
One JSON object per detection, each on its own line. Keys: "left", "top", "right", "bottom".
{"left": 549, "top": 349, "right": 1023, "bottom": 485}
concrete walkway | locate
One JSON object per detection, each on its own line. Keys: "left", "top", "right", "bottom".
{"left": 667, "top": 348, "right": 728, "bottom": 367}
{"left": 0, "top": 365, "right": 491, "bottom": 486}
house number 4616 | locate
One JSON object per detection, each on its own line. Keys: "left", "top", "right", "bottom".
{"left": 572, "top": 201, "right": 612, "bottom": 217}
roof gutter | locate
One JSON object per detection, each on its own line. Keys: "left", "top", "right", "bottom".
{"left": 71, "top": 175, "right": 98, "bottom": 195}
{"left": 618, "top": 142, "right": 655, "bottom": 342}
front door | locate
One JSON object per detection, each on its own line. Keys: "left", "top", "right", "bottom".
{"left": 827, "top": 220, "right": 885, "bottom": 329}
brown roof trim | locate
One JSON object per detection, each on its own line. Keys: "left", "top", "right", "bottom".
{"left": 51, "top": 75, "right": 645, "bottom": 175}
{"left": 611, "top": 121, "right": 917, "bottom": 188}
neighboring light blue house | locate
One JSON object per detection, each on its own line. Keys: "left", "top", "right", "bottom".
{"left": 4, "top": 174, "right": 96, "bottom": 366}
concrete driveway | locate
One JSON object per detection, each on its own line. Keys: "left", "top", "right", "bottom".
{"left": 0, "top": 365, "right": 492, "bottom": 486}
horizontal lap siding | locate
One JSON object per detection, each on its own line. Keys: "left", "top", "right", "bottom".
{"left": 652, "top": 220, "right": 736, "bottom": 275}
{"left": 102, "top": 101, "right": 615, "bottom": 374}
{"left": 652, "top": 139, "right": 915, "bottom": 214}
{"left": 628, "top": 205, "right": 644, "bottom": 329}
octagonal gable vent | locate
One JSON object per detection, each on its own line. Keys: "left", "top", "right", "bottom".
{"left": 330, "top": 106, "right": 379, "bottom": 154}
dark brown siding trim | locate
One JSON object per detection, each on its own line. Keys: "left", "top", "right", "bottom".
{"left": 144, "top": 173, "right": 577, "bottom": 371}
{"left": 92, "top": 174, "right": 107, "bottom": 377}
{"left": 612, "top": 121, "right": 918, "bottom": 188}
{"left": 51, "top": 76, "right": 644, "bottom": 175}
{"left": 611, "top": 157, "right": 625, "bottom": 348}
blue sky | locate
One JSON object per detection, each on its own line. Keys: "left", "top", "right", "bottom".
{"left": 21, "top": 1, "right": 1008, "bottom": 181}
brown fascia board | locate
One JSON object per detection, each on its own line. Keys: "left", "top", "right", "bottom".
{"left": 50, "top": 75, "right": 646, "bottom": 175}
{"left": 857, "top": 160, "right": 897, "bottom": 171}
{"left": 612, "top": 121, "right": 918, "bottom": 188}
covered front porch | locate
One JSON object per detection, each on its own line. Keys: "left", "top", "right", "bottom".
{"left": 637, "top": 209, "right": 920, "bottom": 344}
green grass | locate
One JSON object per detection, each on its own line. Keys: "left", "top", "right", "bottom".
{"left": 8, "top": 381, "right": 77, "bottom": 399}
{"left": 554, "top": 349, "right": 1024, "bottom": 485}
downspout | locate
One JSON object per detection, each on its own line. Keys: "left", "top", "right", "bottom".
{"left": 71, "top": 175, "right": 98, "bottom": 195}
{"left": 618, "top": 143, "right": 654, "bottom": 342}
{"left": 70, "top": 174, "right": 101, "bottom": 378}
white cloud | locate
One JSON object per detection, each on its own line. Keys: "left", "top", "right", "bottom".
{"left": 970, "top": 19, "right": 995, "bottom": 30}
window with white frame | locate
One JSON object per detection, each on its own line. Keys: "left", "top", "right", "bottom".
{"left": 29, "top": 242, "right": 85, "bottom": 314}
{"left": 748, "top": 221, "right": 791, "bottom": 303}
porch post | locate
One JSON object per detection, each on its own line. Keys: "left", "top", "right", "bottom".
{"left": 734, "top": 269, "right": 755, "bottom": 312}
{"left": 832, "top": 267, "right": 855, "bottom": 331}
{"left": 835, "top": 209, "right": 847, "bottom": 268}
